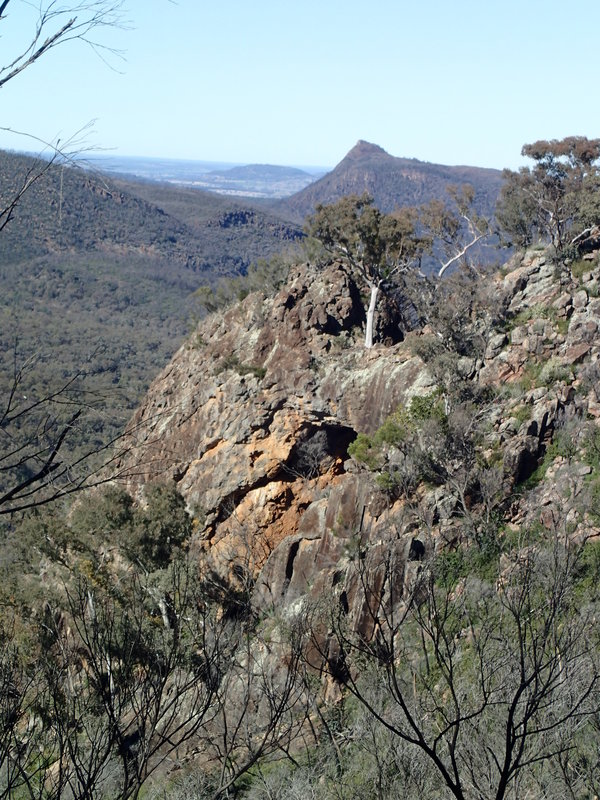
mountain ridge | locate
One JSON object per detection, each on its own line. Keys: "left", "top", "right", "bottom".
{"left": 274, "top": 139, "right": 504, "bottom": 223}
{"left": 0, "top": 149, "right": 303, "bottom": 452}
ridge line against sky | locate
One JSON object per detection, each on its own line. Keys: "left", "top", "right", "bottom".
{"left": 1, "top": 0, "right": 599, "bottom": 172}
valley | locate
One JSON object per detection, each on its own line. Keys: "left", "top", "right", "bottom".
{"left": 85, "top": 154, "right": 326, "bottom": 198}
{"left": 0, "top": 140, "right": 507, "bottom": 453}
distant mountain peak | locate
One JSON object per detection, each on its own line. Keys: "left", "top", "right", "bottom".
{"left": 344, "top": 140, "right": 389, "bottom": 161}
{"left": 274, "top": 141, "right": 503, "bottom": 227}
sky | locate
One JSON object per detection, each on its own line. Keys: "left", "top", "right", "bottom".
{"left": 1, "top": 0, "right": 599, "bottom": 171}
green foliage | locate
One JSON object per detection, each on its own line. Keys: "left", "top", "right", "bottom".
{"left": 373, "top": 414, "right": 407, "bottom": 447}
{"left": 348, "top": 391, "right": 457, "bottom": 500}
{"left": 516, "top": 359, "right": 545, "bottom": 390}
{"left": 536, "top": 359, "right": 575, "bottom": 387}
{"left": 130, "top": 483, "right": 192, "bottom": 569}
{"left": 0, "top": 509, "right": 70, "bottom": 614}
{"left": 515, "top": 355, "right": 574, "bottom": 392}
{"left": 497, "top": 136, "right": 600, "bottom": 253}
{"left": 501, "top": 522, "right": 546, "bottom": 552}
{"left": 583, "top": 426, "right": 600, "bottom": 471}
{"left": 506, "top": 300, "right": 570, "bottom": 339}
{"left": 574, "top": 538, "right": 600, "bottom": 598}
{"left": 348, "top": 432, "right": 380, "bottom": 469}
{"left": 407, "top": 391, "right": 448, "bottom": 426}
{"left": 307, "top": 192, "right": 426, "bottom": 279}
{"left": 570, "top": 258, "right": 595, "bottom": 280}
{"left": 69, "top": 484, "right": 134, "bottom": 542}
{"left": 496, "top": 169, "right": 540, "bottom": 248}
{"left": 433, "top": 549, "right": 469, "bottom": 588}
{"left": 432, "top": 535, "right": 501, "bottom": 588}
{"left": 306, "top": 193, "right": 429, "bottom": 345}
{"left": 512, "top": 404, "right": 533, "bottom": 425}
{"left": 4, "top": 483, "right": 192, "bottom": 594}
{"left": 237, "top": 363, "right": 267, "bottom": 380}
{"left": 349, "top": 392, "right": 447, "bottom": 468}
{"left": 509, "top": 303, "right": 554, "bottom": 328}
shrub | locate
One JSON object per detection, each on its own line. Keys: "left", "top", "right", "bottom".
{"left": 131, "top": 483, "right": 192, "bottom": 569}
{"left": 348, "top": 432, "right": 380, "bottom": 470}
{"left": 571, "top": 258, "right": 595, "bottom": 281}
{"left": 69, "top": 484, "right": 134, "bottom": 542}
{"left": 537, "top": 359, "right": 574, "bottom": 387}
{"left": 215, "top": 354, "right": 266, "bottom": 380}
{"left": 512, "top": 404, "right": 533, "bottom": 425}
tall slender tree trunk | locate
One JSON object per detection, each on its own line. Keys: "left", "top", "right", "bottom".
{"left": 365, "top": 282, "right": 379, "bottom": 348}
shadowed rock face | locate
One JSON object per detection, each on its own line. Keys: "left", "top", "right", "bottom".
{"left": 120, "top": 244, "right": 600, "bottom": 647}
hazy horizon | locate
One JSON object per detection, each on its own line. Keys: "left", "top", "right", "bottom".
{"left": 1, "top": 1, "right": 598, "bottom": 172}
{"left": 85, "top": 153, "right": 331, "bottom": 175}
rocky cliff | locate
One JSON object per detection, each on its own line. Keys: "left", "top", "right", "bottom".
{"left": 122, "top": 261, "right": 435, "bottom": 567}
{"left": 120, "top": 243, "right": 600, "bottom": 631}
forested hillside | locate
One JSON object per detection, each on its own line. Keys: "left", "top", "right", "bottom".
{"left": 0, "top": 150, "right": 303, "bottom": 459}
{"left": 2, "top": 138, "right": 600, "bottom": 800}
{"left": 0, "top": 151, "right": 302, "bottom": 268}
{"left": 274, "top": 140, "right": 504, "bottom": 223}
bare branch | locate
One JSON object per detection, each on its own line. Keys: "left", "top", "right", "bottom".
{"left": 0, "top": 1, "right": 127, "bottom": 91}
{"left": 437, "top": 228, "right": 488, "bottom": 277}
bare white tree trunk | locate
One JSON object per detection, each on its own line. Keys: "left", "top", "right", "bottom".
{"left": 365, "top": 282, "right": 379, "bottom": 348}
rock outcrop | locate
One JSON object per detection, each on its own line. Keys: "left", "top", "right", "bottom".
{"left": 120, "top": 246, "right": 600, "bottom": 632}
{"left": 121, "top": 261, "right": 435, "bottom": 572}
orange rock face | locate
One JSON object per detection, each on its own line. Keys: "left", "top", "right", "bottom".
{"left": 119, "top": 261, "right": 435, "bottom": 579}
{"left": 118, "top": 249, "right": 600, "bottom": 626}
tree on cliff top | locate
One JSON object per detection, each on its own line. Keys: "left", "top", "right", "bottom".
{"left": 497, "top": 136, "right": 600, "bottom": 252}
{"left": 306, "top": 193, "right": 427, "bottom": 348}
{"left": 307, "top": 188, "right": 490, "bottom": 348}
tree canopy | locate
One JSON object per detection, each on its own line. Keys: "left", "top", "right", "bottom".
{"left": 307, "top": 193, "right": 427, "bottom": 347}
{"left": 307, "top": 187, "right": 490, "bottom": 348}
{"left": 497, "top": 136, "right": 600, "bottom": 252}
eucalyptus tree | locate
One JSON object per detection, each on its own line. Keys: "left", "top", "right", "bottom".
{"left": 307, "top": 193, "right": 427, "bottom": 348}
{"left": 307, "top": 187, "right": 491, "bottom": 348}
{"left": 497, "top": 136, "right": 600, "bottom": 252}
{"left": 421, "top": 184, "right": 491, "bottom": 277}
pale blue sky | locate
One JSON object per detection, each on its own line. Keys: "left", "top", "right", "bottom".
{"left": 1, "top": 0, "right": 599, "bottom": 170}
